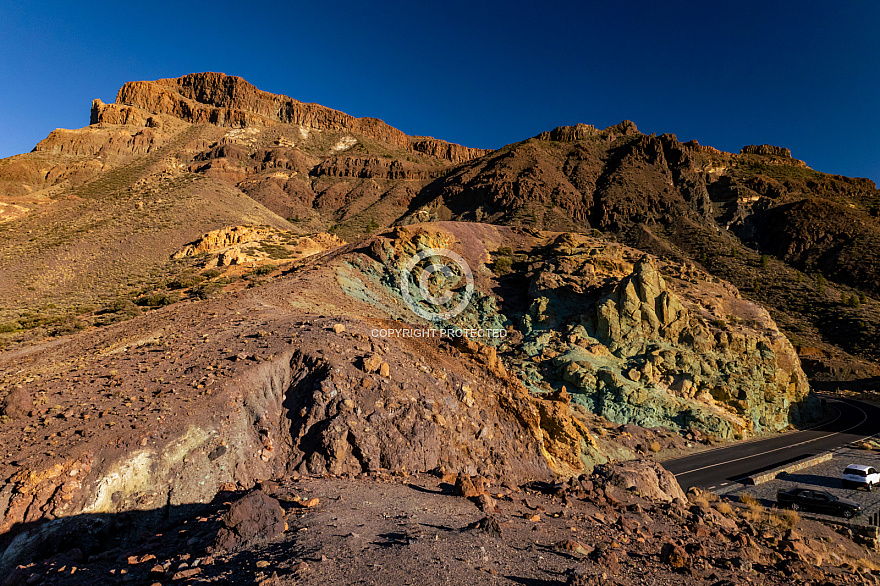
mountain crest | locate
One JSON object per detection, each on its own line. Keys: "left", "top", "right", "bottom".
{"left": 91, "top": 72, "right": 486, "bottom": 164}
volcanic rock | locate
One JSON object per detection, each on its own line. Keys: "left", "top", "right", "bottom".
{"left": 595, "top": 459, "right": 687, "bottom": 503}
{"left": 209, "top": 490, "right": 286, "bottom": 553}
{"left": 0, "top": 388, "right": 32, "bottom": 419}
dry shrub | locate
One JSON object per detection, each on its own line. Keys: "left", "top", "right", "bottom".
{"left": 714, "top": 501, "right": 734, "bottom": 516}
{"left": 739, "top": 492, "right": 764, "bottom": 522}
{"left": 855, "top": 559, "right": 880, "bottom": 572}
{"left": 704, "top": 491, "right": 720, "bottom": 503}
{"left": 691, "top": 495, "right": 710, "bottom": 509}
{"left": 740, "top": 492, "right": 761, "bottom": 508}
{"left": 769, "top": 508, "right": 800, "bottom": 530}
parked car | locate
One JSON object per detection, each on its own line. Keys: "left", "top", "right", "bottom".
{"left": 842, "top": 464, "right": 880, "bottom": 491}
{"left": 777, "top": 487, "right": 861, "bottom": 518}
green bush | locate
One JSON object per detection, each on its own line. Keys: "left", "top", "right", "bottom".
{"left": 110, "top": 298, "right": 141, "bottom": 315}
{"left": 252, "top": 265, "right": 276, "bottom": 276}
{"left": 491, "top": 256, "right": 513, "bottom": 275}
{"left": 136, "top": 292, "right": 180, "bottom": 307}
{"left": 497, "top": 246, "right": 513, "bottom": 257}
{"left": 192, "top": 281, "right": 223, "bottom": 300}
{"left": 760, "top": 254, "right": 769, "bottom": 269}
{"left": 201, "top": 269, "right": 223, "bottom": 279}
{"left": 167, "top": 274, "right": 205, "bottom": 290}
{"left": 51, "top": 317, "right": 88, "bottom": 335}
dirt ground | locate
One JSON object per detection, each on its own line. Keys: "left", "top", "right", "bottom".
{"left": 4, "top": 471, "right": 879, "bottom": 586}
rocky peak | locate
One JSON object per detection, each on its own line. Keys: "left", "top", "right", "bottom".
{"left": 740, "top": 144, "right": 792, "bottom": 157}
{"left": 596, "top": 255, "right": 689, "bottom": 354}
{"left": 535, "top": 120, "right": 640, "bottom": 143}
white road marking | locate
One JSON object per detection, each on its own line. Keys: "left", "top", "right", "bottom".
{"left": 661, "top": 402, "right": 844, "bottom": 465}
{"left": 674, "top": 401, "right": 869, "bottom": 477}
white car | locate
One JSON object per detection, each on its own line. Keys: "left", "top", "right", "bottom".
{"left": 842, "top": 464, "right": 880, "bottom": 491}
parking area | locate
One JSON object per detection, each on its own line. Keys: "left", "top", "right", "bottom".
{"left": 715, "top": 446, "right": 880, "bottom": 526}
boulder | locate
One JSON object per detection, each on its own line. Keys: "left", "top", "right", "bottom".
{"left": 661, "top": 542, "right": 691, "bottom": 569}
{"left": 0, "top": 388, "right": 32, "bottom": 419}
{"left": 595, "top": 459, "right": 686, "bottom": 503}
{"left": 209, "top": 490, "right": 286, "bottom": 553}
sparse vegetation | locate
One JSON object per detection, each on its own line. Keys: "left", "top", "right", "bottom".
{"left": 769, "top": 507, "right": 800, "bottom": 531}
{"left": 192, "top": 281, "right": 224, "bottom": 300}
{"left": 258, "top": 243, "right": 293, "bottom": 259}
{"left": 167, "top": 274, "right": 205, "bottom": 290}
{"left": 491, "top": 247, "right": 514, "bottom": 276}
{"left": 136, "top": 292, "right": 180, "bottom": 307}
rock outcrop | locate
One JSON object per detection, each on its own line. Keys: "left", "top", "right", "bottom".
{"left": 209, "top": 490, "right": 286, "bottom": 553}
{"left": 172, "top": 225, "right": 281, "bottom": 257}
{"left": 171, "top": 226, "right": 345, "bottom": 267}
{"left": 506, "top": 232, "right": 818, "bottom": 437}
{"left": 740, "top": 144, "right": 792, "bottom": 158}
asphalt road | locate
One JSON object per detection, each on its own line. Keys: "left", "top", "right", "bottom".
{"left": 662, "top": 397, "right": 880, "bottom": 491}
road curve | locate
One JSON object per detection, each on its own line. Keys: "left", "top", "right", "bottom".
{"left": 661, "top": 397, "right": 880, "bottom": 491}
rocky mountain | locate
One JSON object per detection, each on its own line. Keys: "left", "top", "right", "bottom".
{"left": 404, "top": 124, "right": 880, "bottom": 372}
{"left": 0, "top": 73, "right": 482, "bottom": 345}
{"left": 0, "top": 223, "right": 816, "bottom": 551}
{"left": 3, "top": 73, "right": 877, "bottom": 376}
{"left": 0, "top": 72, "right": 877, "bottom": 584}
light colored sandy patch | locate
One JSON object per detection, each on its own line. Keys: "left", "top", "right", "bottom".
{"left": 332, "top": 135, "right": 358, "bottom": 151}
{"left": 0, "top": 202, "right": 31, "bottom": 222}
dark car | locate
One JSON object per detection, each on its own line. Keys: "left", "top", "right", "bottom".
{"left": 777, "top": 487, "right": 861, "bottom": 518}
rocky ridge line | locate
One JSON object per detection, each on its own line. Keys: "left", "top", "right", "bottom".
{"left": 92, "top": 72, "right": 487, "bottom": 164}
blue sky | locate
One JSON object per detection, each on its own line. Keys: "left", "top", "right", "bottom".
{"left": 1, "top": 1, "right": 878, "bottom": 184}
